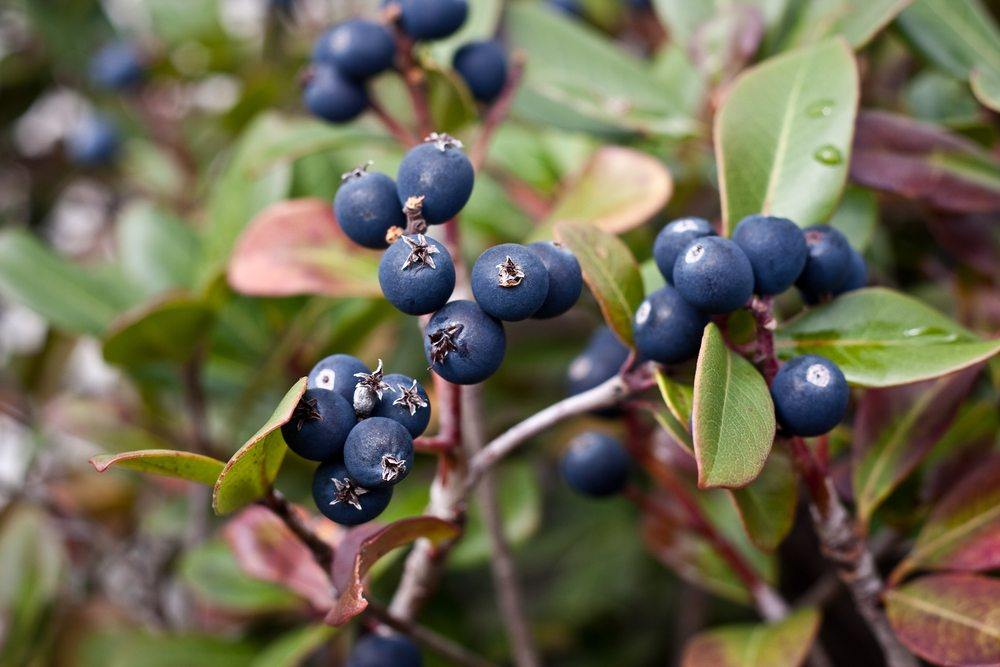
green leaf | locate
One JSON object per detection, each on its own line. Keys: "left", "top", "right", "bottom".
{"left": 781, "top": 0, "right": 913, "bottom": 49}
{"left": 971, "top": 66, "right": 1000, "bottom": 112}
{"left": 682, "top": 607, "right": 821, "bottom": 667}
{"left": 103, "top": 296, "right": 215, "bottom": 367}
{"left": 652, "top": 369, "right": 694, "bottom": 453}
{"left": 554, "top": 222, "right": 643, "bottom": 346}
{"left": 251, "top": 625, "right": 336, "bottom": 667}
{"left": 729, "top": 448, "right": 797, "bottom": 551}
{"left": 654, "top": 0, "right": 791, "bottom": 47}
{"left": 775, "top": 287, "right": 1000, "bottom": 386}
{"left": 715, "top": 39, "right": 859, "bottom": 233}
{"left": 886, "top": 574, "right": 1000, "bottom": 667}
{"left": 90, "top": 449, "right": 225, "bottom": 486}
{"left": 117, "top": 202, "right": 201, "bottom": 294}
{"left": 693, "top": 323, "right": 775, "bottom": 489}
{"left": 897, "top": 0, "right": 1000, "bottom": 80}
{"left": 180, "top": 540, "right": 303, "bottom": 614}
{"left": 80, "top": 632, "right": 256, "bottom": 667}
{"left": 425, "top": 63, "right": 478, "bottom": 133}
{"left": 212, "top": 378, "right": 307, "bottom": 515}
{"left": 827, "top": 186, "right": 877, "bottom": 251}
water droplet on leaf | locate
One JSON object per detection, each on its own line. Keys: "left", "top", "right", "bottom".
{"left": 806, "top": 100, "right": 835, "bottom": 118}
{"left": 813, "top": 145, "right": 842, "bottom": 165}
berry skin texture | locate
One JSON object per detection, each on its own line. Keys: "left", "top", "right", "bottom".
{"left": 424, "top": 300, "right": 506, "bottom": 385}
{"left": 335, "top": 169, "right": 406, "bottom": 249}
{"left": 732, "top": 215, "right": 808, "bottom": 296}
{"left": 344, "top": 417, "right": 415, "bottom": 488}
{"left": 673, "top": 237, "right": 755, "bottom": 314}
{"left": 303, "top": 63, "right": 368, "bottom": 124}
{"left": 396, "top": 139, "right": 474, "bottom": 224}
{"left": 528, "top": 241, "right": 583, "bottom": 319}
{"left": 453, "top": 40, "right": 508, "bottom": 103}
{"left": 348, "top": 633, "right": 422, "bottom": 667}
{"left": 395, "top": 0, "right": 468, "bottom": 40}
{"left": 280, "top": 388, "right": 356, "bottom": 461}
{"left": 835, "top": 247, "right": 868, "bottom": 295}
{"left": 567, "top": 327, "right": 629, "bottom": 418}
{"left": 633, "top": 286, "right": 708, "bottom": 365}
{"left": 312, "top": 460, "right": 392, "bottom": 526}
{"left": 308, "top": 354, "right": 370, "bottom": 405}
{"left": 771, "top": 355, "right": 849, "bottom": 437}
{"left": 379, "top": 234, "right": 456, "bottom": 315}
{"left": 313, "top": 20, "right": 396, "bottom": 80}
{"left": 653, "top": 217, "right": 715, "bottom": 284}
{"left": 373, "top": 373, "right": 431, "bottom": 438}
{"left": 471, "top": 243, "right": 550, "bottom": 321}
{"left": 66, "top": 115, "right": 120, "bottom": 166}
{"left": 796, "top": 225, "right": 852, "bottom": 298}
{"left": 89, "top": 42, "right": 144, "bottom": 90}
{"left": 561, "top": 432, "right": 631, "bottom": 497}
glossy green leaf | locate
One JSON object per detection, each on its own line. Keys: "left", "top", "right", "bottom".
{"left": 653, "top": 369, "right": 694, "bottom": 452}
{"left": 827, "top": 186, "right": 877, "bottom": 251}
{"left": 103, "top": 296, "right": 215, "bottom": 367}
{"left": 776, "top": 288, "right": 1000, "bottom": 386}
{"left": 554, "top": 222, "right": 643, "bottom": 347}
{"left": 781, "top": 0, "right": 913, "bottom": 49}
{"left": 715, "top": 39, "right": 859, "bottom": 234}
{"left": 213, "top": 378, "right": 307, "bottom": 515}
{"left": 897, "top": 0, "right": 1000, "bottom": 80}
{"left": 693, "top": 323, "right": 775, "bottom": 489}
{"left": 251, "top": 625, "right": 336, "bottom": 667}
{"left": 886, "top": 573, "right": 1000, "bottom": 667}
{"left": 654, "top": 0, "right": 791, "bottom": 46}
{"left": 90, "top": 449, "right": 225, "bottom": 486}
{"left": 729, "top": 448, "right": 797, "bottom": 551}
{"left": 971, "top": 67, "right": 1000, "bottom": 112}
{"left": 682, "top": 607, "right": 821, "bottom": 667}
{"left": 116, "top": 202, "right": 201, "bottom": 294}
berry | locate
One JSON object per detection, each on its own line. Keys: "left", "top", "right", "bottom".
{"left": 548, "top": 0, "right": 583, "bottom": 16}
{"left": 89, "top": 41, "right": 144, "bottom": 90}
{"left": 561, "top": 432, "right": 631, "bottom": 497}
{"left": 308, "top": 354, "right": 369, "bottom": 405}
{"left": 633, "top": 286, "right": 708, "bottom": 364}
{"left": 453, "top": 41, "right": 508, "bottom": 103}
{"left": 653, "top": 217, "right": 715, "bottom": 284}
{"left": 471, "top": 243, "right": 550, "bottom": 321}
{"left": 396, "top": 135, "right": 474, "bottom": 224}
{"left": 303, "top": 63, "right": 368, "bottom": 123}
{"left": 379, "top": 234, "right": 456, "bottom": 315}
{"left": 528, "top": 241, "right": 583, "bottom": 319}
{"left": 280, "top": 388, "right": 356, "bottom": 461}
{"left": 335, "top": 166, "right": 406, "bottom": 249}
{"left": 348, "top": 633, "right": 422, "bottom": 667}
{"left": 344, "top": 417, "right": 415, "bottom": 488}
{"left": 394, "top": 0, "right": 468, "bottom": 41}
{"left": 796, "top": 225, "right": 852, "bottom": 298}
{"left": 834, "top": 247, "right": 868, "bottom": 295}
{"left": 66, "top": 115, "right": 119, "bottom": 166}
{"left": 731, "top": 215, "right": 808, "bottom": 296}
{"left": 374, "top": 373, "right": 431, "bottom": 437}
{"left": 312, "top": 460, "right": 392, "bottom": 526}
{"left": 313, "top": 20, "right": 396, "bottom": 80}
{"left": 673, "top": 237, "right": 754, "bottom": 314}
{"left": 567, "top": 327, "right": 629, "bottom": 418}
{"left": 424, "top": 300, "right": 505, "bottom": 385}
{"left": 770, "top": 355, "right": 849, "bottom": 437}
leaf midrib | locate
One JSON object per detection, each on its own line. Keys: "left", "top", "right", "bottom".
{"left": 888, "top": 589, "right": 1000, "bottom": 639}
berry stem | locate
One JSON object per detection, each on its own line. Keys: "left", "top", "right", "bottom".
{"left": 390, "top": 28, "right": 434, "bottom": 138}
{"left": 368, "top": 95, "right": 419, "bottom": 146}
{"left": 260, "top": 487, "right": 333, "bottom": 574}
{"left": 470, "top": 54, "right": 526, "bottom": 171}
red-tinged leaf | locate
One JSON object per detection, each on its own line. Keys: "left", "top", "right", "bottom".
{"left": 927, "top": 214, "right": 1000, "bottom": 281}
{"left": 682, "top": 607, "right": 821, "bottom": 667}
{"left": 90, "top": 449, "right": 225, "bottom": 486}
{"left": 227, "top": 198, "right": 382, "bottom": 299}
{"left": 324, "top": 516, "right": 460, "bottom": 626}
{"left": 223, "top": 505, "right": 337, "bottom": 611}
{"left": 885, "top": 573, "right": 1000, "bottom": 667}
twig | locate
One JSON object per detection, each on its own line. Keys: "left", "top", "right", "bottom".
{"left": 470, "top": 55, "right": 526, "bottom": 170}
{"left": 260, "top": 487, "right": 333, "bottom": 574}
{"left": 366, "top": 601, "right": 498, "bottom": 667}
{"left": 391, "top": 29, "right": 433, "bottom": 138}
{"left": 368, "top": 96, "right": 419, "bottom": 146}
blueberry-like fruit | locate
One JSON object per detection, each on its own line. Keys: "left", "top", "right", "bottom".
{"left": 770, "top": 355, "right": 849, "bottom": 437}
{"left": 561, "top": 432, "right": 631, "bottom": 497}
{"left": 396, "top": 136, "right": 474, "bottom": 224}
{"left": 653, "top": 217, "right": 715, "bottom": 284}
{"left": 633, "top": 286, "right": 708, "bottom": 364}
{"left": 424, "top": 300, "right": 505, "bottom": 385}
{"left": 673, "top": 237, "right": 754, "bottom": 314}
{"left": 313, "top": 19, "right": 395, "bottom": 80}
{"left": 379, "top": 234, "right": 456, "bottom": 315}
{"left": 280, "top": 388, "right": 356, "bottom": 461}
{"left": 471, "top": 243, "right": 550, "bottom": 321}
{"left": 335, "top": 167, "right": 405, "bottom": 249}
{"left": 308, "top": 354, "right": 369, "bottom": 404}
{"left": 374, "top": 373, "right": 431, "bottom": 437}
{"left": 344, "top": 417, "right": 414, "bottom": 488}
{"left": 66, "top": 115, "right": 120, "bottom": 166}
{"left": 303, "top": 63, "right": 368, "bottom": 123}
{"left": 528, "top": 241, "right": 582, "bottom": 319}
{"left": 732, "top": 215, "right": 808, "bottom": 296}
{"left": 395, "top": 0, "right": 468, "bottom": 40}
{"left": 834, "top": 247, "right": 867, "bottom": 295}
{"left": 312, "top": 460, "right": 392, "bottom": 526}
{"left": 796, "top": 225, "right": 852, "bottom": 298}
{"left": 567, "top": 327, "right": 629, "bottom": 397}
{"left": 90, "top": 41, "right": 144, "bottom": 90}
{"left": 348, "top": 633, "right": 422, "bottom": 667}
{"left": 452, "top": 40, "right": 508, "bottom": 103}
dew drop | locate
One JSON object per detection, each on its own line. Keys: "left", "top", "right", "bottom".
{"left": 813, "top": 145, "right": 842, "bottom": 166}
{"left": 806, "top": 100, "right": 835, "bottom": 118}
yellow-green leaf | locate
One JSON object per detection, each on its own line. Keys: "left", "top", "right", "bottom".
{"left": 682, "top": 607, "right": 821, "bottom": 667}
{"left": 90, "top": 449, "right": 225, "bottom": 486}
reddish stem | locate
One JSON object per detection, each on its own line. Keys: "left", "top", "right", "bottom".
{"left": 470, "top": 55, "right": 526, "bottom": 170}
{"left": 369, "top": 96, "right": 419, "bottom": 146}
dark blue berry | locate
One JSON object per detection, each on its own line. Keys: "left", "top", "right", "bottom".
{"left": 89, "top": 41, "right": 144, "bottom": 90}
{"left": 303, "top": 63, "right": 368, "bottom": 123}
{"left": 344, "top": 417, "right": 414, "bottom": 488}
{"left": 567, "top": 326, "right": 629, "bottom": 397}
{"left": 771, "top": 355, "right": 849, "bottom": 437}
{"left": 633, "top": 286, "right": 708, "bottom": 364}
{"left": 312, "top": 460, "right": 392, "bottom": 526}
{"left": 561, "top": 432, "right": 631, "bottom": 497}
{"left": 471, "top": 243, "right": 550, "bottom": 321}
{"left": 453, "top": 40, "right": 508, "bottom": 103}
{"left": 796, "top": 225, "right": 852, "bottom": 298}
{"left": 313, "top": 20, "right": 395, "bottom": 81}
{"left": 673, "top": 237, "right": 754, "bottom": 314}
{"left": 548, "top": 0, "right": 583, "bottom": 16}
{"left": 379, "top": 234, "right": 456, "bottom": 315}
{"left": 66, "top": 115, "right": 119, "bottom": 166}
{"left": 308, "top": 354, "right": 369, "bottom": 404}
{"left": 653, "top": 217, "right": 715, "bottom": 284}
{"left": 348, "top": 633, "right": 422, "bottom": 667}
{"left": 527, "top": 241, "right": 583, "bottom": 319}
{"left": 374, "top": 373, "right": 431, "bottom": 437}
{"left": 395, "top": 0, "right": 468, "bottom": 40}
{"left": 424, "top": 300, "right": 505, "bottom": 385}
{"left": 280, "top": 388, "right": 356, "bottom": 461}
{"left": 732, "top": 215, "right": 808, "bottom": 296}
{"left": 396, "top": 137, "right": 474, "bottom": 224}
{"left": 834, "top": 247, "right": 867, "bottom": 295}
{"left": 335, "top": 167, "right": 405, "bottom": 249}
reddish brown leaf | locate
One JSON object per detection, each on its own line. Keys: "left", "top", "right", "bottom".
{"left": 927, "top": 214, "right": 1000, "bottom": 281}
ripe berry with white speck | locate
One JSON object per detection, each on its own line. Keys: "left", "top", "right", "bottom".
{"left": 303, "top": 63, "right": 368, "bottom": 124}
{"left": 561, "top": 432, "right": 631, "bottom": 497}
{"left": 633, "top": 286, "right": 708, "bottom": 364}
{"left": 335, "top": 166, "right": 406, "bottom": 249}
{"left": 673, "top": 236, "right": 754, "bottom": 314}
{"left": 770, "top": 355, "right": 849, "bottom": 437}
{"left": 374, "top": 373, "right": 431, "bottom": 437}
{"left": 280, "top": 388, "right": 356, "bottom": 461}
{"left": 528, "top": 241, "right": 582, "bottom": 319}
{"left": 796, "top": 225, "right": 852, "bottom": 299}
{"left": 313, "top": 20, "right": 395, "bottom": 80}
{"left": 344, "top": 417, "right": 414, "bottom": 488}
{"left": 312, "top": 460, "right": 392, "bottom": 526}
{"left": 653, "top": 217, "right": 715, "bottom": 284}
{"left": 471, "top": 243, "right": 550, "bottom": 321}
{"left": 348, "top": 633, "right": 422, "bottom": 667}
{"left": 396, "top": 134, "right": 474, "bottom": 224}
{"left": 453, "top": 40, "right": 508, "bottom": 103}
{"left": 379, "top": 234, "right": 456, "bottom": 315}
{"left": 732, "top": 215, "right": 808, "bottom": 296}
{"left": 308, "top": 354, "right": 369, "bottom": 404}
{"left": 424, "top": 300, "right": 505, "bottom": 385}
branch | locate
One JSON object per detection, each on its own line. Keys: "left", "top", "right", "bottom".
{"left": 366, "top": 601, "right": 498, "bottom": 667}
{"left": 261, "top": 487, "right": 333, "bottom": 574}
{"left": 368, "top": 96, "right": 418, "bottom": 146}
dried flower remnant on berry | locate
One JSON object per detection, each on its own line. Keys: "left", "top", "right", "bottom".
{"left": 340, "top": 160, "right": 373, "bottom": 182}
{"left": 393, "top": 379, "right": 428, "bottom": 416}
{"left": 381, "top": 454, "right": 407, "bottom": 483}
{"left": 424, "top": 132, "right": 463, "bottom": 151}
{"left": 354, "top": 359, "right": 391, "bottom": 399}
{"left": 401, "top": 233, "right": 439, "bottom": 270}
{"left": 428, "top": 323, "right": 463, "bottom": 365}
{"left": 291, "top": 396, "right": 322, "bottom": 430}
{"left": 496, "top": 256, "right": 525, "bottom": 287}
{"left": 330, "top": 477, "right": 368, "bottom": 511}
